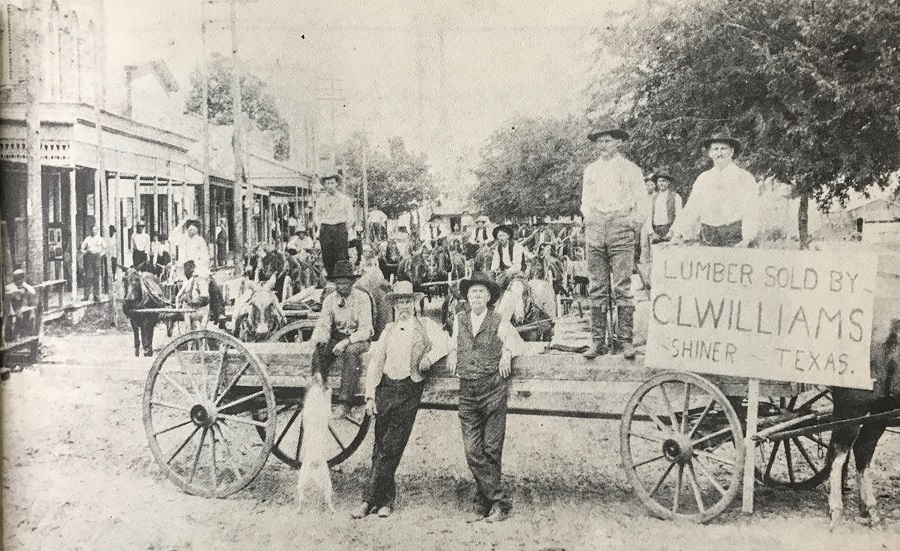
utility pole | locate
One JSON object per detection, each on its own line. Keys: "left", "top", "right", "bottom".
{"left": 201, "top": 0, "right": 212, "bottom": 250}
{"left": 361, "top": 133, "right": 369, "bottom": 249}
{"left": 229, "top": 0, "right": 245, "bottom": 276}
{"left": 316, "top": 77, "right": 346, "bottom": 177}
{"left": 24, "top": 0, "right": 45, "bottom": 284}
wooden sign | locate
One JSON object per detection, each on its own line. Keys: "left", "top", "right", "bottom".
{"left": 645, "top": 246, "right": 877, "bottom": 389}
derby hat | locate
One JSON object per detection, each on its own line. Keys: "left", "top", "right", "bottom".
{"left": 492, "top": 224, "right": 515, "bottom": 240}
{"left": 587, "top": 116, "right": 629, "bottom": 141}
{"left": 384, "top": 280, "right": 425, "bottom": 304}
{"left": 327, "top": 259, "right": 360, "bottom": 280}
{"left": 650, "top": 168, "right": 676, "bottom": 183}
{"left": 700, "top": 132, "right": 742, "bottom": 156}
{"left": 459, "top": 271, "right": 501, "bottom": 306}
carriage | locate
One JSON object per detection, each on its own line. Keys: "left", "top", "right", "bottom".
{"left": 141, "top": 246, "right": 900, "bottom": 523}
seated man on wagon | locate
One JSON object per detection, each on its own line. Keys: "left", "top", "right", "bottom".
{"left": 310, "top": 259, "right": 375, "bottom": 419}
{"left": 3, "top": 269, "right": 37, "bottom": 342}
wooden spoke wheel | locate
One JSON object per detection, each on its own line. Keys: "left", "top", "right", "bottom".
{"left": 255, "top": 391, "right": 371, "bottom": 469}
{"left": 755, "top": 388, "right": 833, "bottom": 489}
{"left": 266, "top": 320, "right": 316, "bottom": 343}
{"left": 621, "top": 372, "right": 744, "bottom": 523}
{"left": 143, "top": 330, "right": 276, "bottom": 497}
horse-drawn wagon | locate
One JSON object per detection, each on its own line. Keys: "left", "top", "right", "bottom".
{"left": 141, "top": 245, "right": 900, "bottom": 524}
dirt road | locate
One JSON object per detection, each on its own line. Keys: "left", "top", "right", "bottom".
{"left": 2, "top": 330, "right": 900, "bottom": 551}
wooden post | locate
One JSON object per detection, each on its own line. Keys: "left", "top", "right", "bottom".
{"left": 742, "top": 378, "right": 760, "bottom": 514}
{"left": 152, "top": 174, "right": 159, "bottom": 240}
{"left": 230, "top": 0, "right": 245, "bottom": 276}
{"left": 133, "top": 175, "right": 140, "bottom": 266}
{"left": 68, "top": 168, "right": 78, "bottom": 302}
{"left": 24, "top": 0, "right": 45, "bottom": 283}
{"left": 201, "top": 0, "right": 211, "bottom": 244}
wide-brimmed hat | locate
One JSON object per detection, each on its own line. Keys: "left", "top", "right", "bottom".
{"left": 476, "top": 215, "right": 489, "bottom": 224}
{"left": 12, "top": 268, "right": 25, "bottom": 280}
{"left": 459, "top": 271, "right": 501, "bottom": 305}
{"left": 700, "top": 133, "right": 742, "bottom": 156}
{"left": 385, "top": 280, "right": 425, "bottom": 304}
{"left": 327, "top": 259, "right": 360, "bottom": 281}
{"left": 588, "top": 116, "right": 629, "bottom": 141}
{"left": 650, "top": 168, "right": 676, "bottom": 183}
{"left": 492, "top": 224, "right": 515, "bottom": 240}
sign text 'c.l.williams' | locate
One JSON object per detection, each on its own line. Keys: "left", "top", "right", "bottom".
{"left": 645, "top": 246, "right": 877, "bottom": 390}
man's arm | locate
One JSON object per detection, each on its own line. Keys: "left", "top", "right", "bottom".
{"left": 347, "top": 291, "right": 374, "bottom": 344}
{"left": 446, "top": 314, "right": 459, "bottom": 375}
{"left": 669, "top": 174, "right": 706, "bottom": 240}
{"left": 310, "top": 295, "right": 335, "bottom": 345}
{"left": 363, "top": 332, "right": 388, "bottom": 401}
{"left": 496, "top": 318, "right": 526, "bottom": 378}
{"left": 421, "top": 318, "right": 452, "bottom": 367}
{"left": 490, "top": 249, "right": 500, "bottom": 272}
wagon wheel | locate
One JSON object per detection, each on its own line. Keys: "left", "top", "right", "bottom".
{"left": 620, "top": 372, "right": 744, "bottom": 523}
{"left": 267, "top": 320, "right": 316, "bottom": 343}
{"left": 255, "top": 392, "right": 371, "bottom": 469}
{"left": 143, "top": 329, "right": 276, "bottom": 497}
{"left": 755, "top": 388, "right": 833, "bottom": 489}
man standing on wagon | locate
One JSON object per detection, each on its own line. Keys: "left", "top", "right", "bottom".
{"left": 351, "top": 280, "right": 451, "bottom": 519}
{"left": 448, "top": 271, "right": 526, "bottom": 523}
{"left": 667, "top": 133, "right": 759, "bottom": 248}
{"left": 580, "top": 117, "right": 648, "bottom": 360}
{"left": 313, "top": 173, "right": 355, "bottom": 278}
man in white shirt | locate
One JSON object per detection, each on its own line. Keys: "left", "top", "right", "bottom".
{"left": 447, "top": 272, "right": 526, "bottom": 523}
{"left": 352, "top": 281, "right": 451, "bottom": 520}
{"left": 580, "top": 118, "right": 649, "bottom": 360}
{"left": 313, "top": 174, "right": 355, "bottom": 277}
{"left": 471, "top": 216, "right": 491, "bottom": 246}
{"left": 179, "top": 219, "right": 211, "bottom": 278}
{"left": 81, "top": 225, "right": 105, "bottom": 302}
{"left": 131, "top": 222, "right": 151, "bottom": 269}
{"left": 490, "top": 225, "right": 532, "bottom": 274}
{"left": 668, "top": 133, "right": 759, "bottom": 247}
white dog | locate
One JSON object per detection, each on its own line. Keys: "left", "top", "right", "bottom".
{"left": 297, "top": 371, "right": 335, "bottom": 513}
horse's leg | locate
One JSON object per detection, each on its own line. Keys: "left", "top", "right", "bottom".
{"left": 143, "top": 315, "right": 158, "bottom": 356}
{"left": 130, "top": 318, "right": 141, "bottom": 357}
{"left": 853, "top": 421, "right": 887, "bottom": 524}
{"left": 829, "top": 433, "right": 854, "bottom": 530}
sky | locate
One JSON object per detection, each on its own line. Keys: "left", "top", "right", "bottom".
{"left": 102, "top": 0, "right": 647, "bottom": 191}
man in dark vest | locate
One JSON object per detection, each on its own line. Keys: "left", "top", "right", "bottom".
{"left": 489, "top": 224, "right": 532, "bottom": 275}
{"left": 447, "top": 272, "right": 525, "bottom": 523}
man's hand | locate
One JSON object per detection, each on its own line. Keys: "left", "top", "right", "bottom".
{"left": 332, "top": 339, "right": 350, "bottom": 356}
{"left": 418, "top": 355, "right": 432, "bottom": 372}
{"left": 365, "top": 398, "right": 377, "bottom": 417}
{"left": 499, "top": 355, "right": 512, "bottom": 378}
{"left": 447, "top": 356, "right": 457, "bottom": 376}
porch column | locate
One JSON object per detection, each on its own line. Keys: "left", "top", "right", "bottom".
{"left": 68, "top": 168, "right": 78, "bottom": 302}
{"left": 152, "top": 174, "right": 159, "bottom": 239}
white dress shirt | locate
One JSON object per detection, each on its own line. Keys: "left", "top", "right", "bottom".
{"left": 490, "top": 242, "right": 532, "bottom": 273}
{"left": 580, "top": 154, "right": 648, "bottom": 227}
{"left": 669, "top": 162, "right": 759, "bottom": 241}
{"left": 132, "top": 232, "right": 151, "bottom": 253}
{"left": 313, "top": 191, "right": 354, "bottom": 225}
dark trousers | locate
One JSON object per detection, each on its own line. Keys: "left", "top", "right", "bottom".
{"left": 311, "top": 336, "right": 370, "bottom": 403}
{"left": 459, "top": 372, "right": 510, "bottom": 515}
{"left": 132, "top": 249, "right": 148, "bottom": 270}
{"left": 83, "top": 252, "right": 101, "bottom": 301}
{"left": 364, "top": 375, "right": 424, "bottom": 508}
{"left": 700, "top": 220, "right": 743, "bottom": 247}
{"left": 319, "top": 223, "right": 349, "bottom": 277}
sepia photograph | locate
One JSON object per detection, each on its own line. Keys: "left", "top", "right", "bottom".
{"left": 1, "top": 0, "right": 899, "bottom": 549}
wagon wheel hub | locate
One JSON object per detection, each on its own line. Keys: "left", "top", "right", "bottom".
{"left": 190, "top": 403, "right": 218, "bottom": 428}
{"left": 662, "top": 434, "right": 693, "bottom": 464}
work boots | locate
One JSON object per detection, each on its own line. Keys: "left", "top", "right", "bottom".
{"left": 618, "top": 305, "right": 637, "bottom": 360}
{"left": 583, "top": 306, "right": 608, "bottom": 360}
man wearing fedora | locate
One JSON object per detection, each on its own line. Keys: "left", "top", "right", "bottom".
{"left": 310, "top": 259, "right": 375, "bottom": 419}
{"left": 580, "top": 117, "right": 649, "bottom": 360}
{"left": 668, "top": 133, "right": 759, "bottom": 248}
{"left": 351, "top": 280, "right": 452, "bottom": 520}
{"left": 471, "top": 215, "right": 491, "bottom": 246}
{"left": 490, "top": 224, "right": 532, "bottom": 275}
{"left": 313, "top": 173, "right": 355, "bottom": 278}
{"left": 447, "top": 271, "right": 525, "bottom": 523}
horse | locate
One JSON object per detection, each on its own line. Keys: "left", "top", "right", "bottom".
{"left": 396, "top": 251, "right": 430, "bottom": 313}
{"left": 232, "top": 284, "right": 287, "bottom": 342}
{"left": 495, "top": 273, "right": 554, "bottom": 342}
{"left": 828, "top": 317, "right": 900, "bottom": 529}
{"left": 122, "top": 268, "right": 169, "bottom": 357}
{"left": 379, "top": 240, "right": 402, "bottom": 283}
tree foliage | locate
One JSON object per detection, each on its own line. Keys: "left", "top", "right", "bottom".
{"left": 186, "top": 53, "right": 291, "bottom": 161}
{"left": 336, "top": 133, "right": 437, "bottom": 219}
{"left": 472, "top": 116, "right": 593, "bottom": 219}
{"left": 590, "top": 0, "right": 900, "bottom": 226}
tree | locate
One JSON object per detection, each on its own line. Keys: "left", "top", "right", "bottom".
{"left": 336, "top": 133, "right": 437, "bottom": 219}
{"left": 472, "top": 116, "right": 593, "bottom": 219}
{"left": 185, "top": 53, "right": 291, "bottom": 161}
{"left": 590, "top": 0, "right": 900, "bottom": 245}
